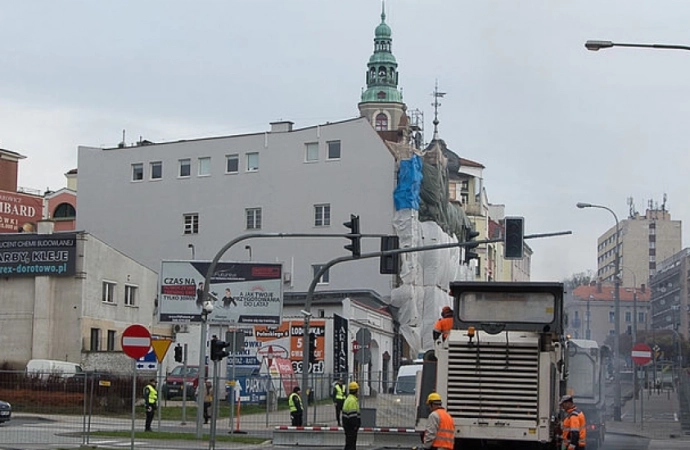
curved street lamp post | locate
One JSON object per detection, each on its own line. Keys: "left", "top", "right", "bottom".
{"left": 577, "top": 202, "right": 622, "bottom": 421}
{"left": 585, "top": 40, "right": 690, "bottom": 52}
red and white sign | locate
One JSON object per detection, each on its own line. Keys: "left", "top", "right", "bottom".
{"left": 121, "top": 324, "right": 152, "bottom": 359}
{"left": 632, "top": 343, "right": 653, "bottom": 366}
{"left": 352, "top": 340, "right": 361, "bottom": 354}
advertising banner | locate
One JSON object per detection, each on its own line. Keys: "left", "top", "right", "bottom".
{"left": 0, "top": 190, "right": 43, "bottom": 233}
{"left": 159, "top": 261, "right": 283, "bottom": 324}
{"left": 0, "top": 233, "right": 76, "bottom": 277}
{"left": 333, "top": 314, "right": 349, "bottom": 376}
{"left": 253, "top": 320, "right": 326, "bottom": 374}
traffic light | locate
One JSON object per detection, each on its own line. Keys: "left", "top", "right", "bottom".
{"left": 343, "top": 214, "right": 361, "bottom": 258}
{"left": 210, "top": 337, "right": 229, "bottom": 361}
{"left": 463, "top": 228, "right": 480, "bottom": 264}
{"left": 504, "top": 216, "right": 524, "bottom": 259}
{"left": 174, "top": 344, "right": 183, "bottom": 363}
{"left": 308, "top": 332, "right": 317, "bottom": 362}
{"left": 379, "top": 235, "right": 399, "bottom": 275}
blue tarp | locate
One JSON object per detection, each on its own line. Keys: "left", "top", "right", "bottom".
{"left": 394, "top": 154, "right": 423, "bottom": 210}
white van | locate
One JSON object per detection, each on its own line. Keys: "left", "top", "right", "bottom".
{"left": 26, "top": 359, "right": 83, "bottom": 380}
{"left": 394, "top": 363, "right": 423, "bottom": 395}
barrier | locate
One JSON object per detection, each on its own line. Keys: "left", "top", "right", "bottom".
{"left": 273, "top": 425, "right": 419, "bottom": 447}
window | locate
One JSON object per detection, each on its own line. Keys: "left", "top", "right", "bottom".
{"left": 314, "top": 204, "right": 331, "bottom": 227}
{"left": 226, "top": 154, "right": 239, "bottom": 173}
{"left": 327, "top": 140, "right": 341, "bottom": 160}
{"left": 150, "top": 161, "right": 162, "bottom": 180}
{"left": 132, "top": 163, "right": 144, "bottom": 181}
{"left": 184, "top": 213, "right": 199, "bottom": 235}
{"left": 625, "top": 311, "right": 631, "bottom": 323}
{"left": 247, "top": 152, "right": 259, "bottom": 171}
{"left": 609, "top": 330, "right": 615, "bottom": 336}
{"left": 639, "top": 311, "right": 645, "bottom": 323}
{"left": 179, "top": 159, "right": 191, "bottom": 177}
{"left": 125, "top": 285, "right": 137, "bottom": 306}
{"left": 102, "top": 281, "right": 116, "bottom": 303}
{"left": 305, "top": 143, "right": 319, "bottom": 162}
{"left": 461, "top": 180, "right": 469, "bottom": 191}
{"left": 375, "top": 113, "right": 388, "bottom": 131}
{"left": 312, "top": 264, "right": 330, "bottom": 284}
{"left": 608, "top": 311, "right": 615, "bottom": 323}
{"left": 626, "top": 325, "right": 632, "bottom": 335}
{"left": 90, "top": 328, "right": 100, "bottom": 351}
{"left": 53, "top": 203, "right": 76, "bottom": 219}
{"left": 107, "top": 330, "right": 116, "bottom": 351}
{"left": 574, "top": 311, "right": 579, "bottom": 320}
{"left": 246, "top": 208, "right": 262, "bottom": 229}
{"left": 198, "top": 157, "right": 211, "bottom": 176}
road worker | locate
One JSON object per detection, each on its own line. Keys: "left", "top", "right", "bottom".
{"left": 433, "top": 306, "right": 454, "bottom": 341}
{"left": 288, "top": 386, "right": 303, "bottom": 426}
{"left": 422, "top": 392, "right": 454, "bottom": 450}
{"left": 560, "top": 394, "right": 587, "bottom": 449}
{"left": 341, "top": 381, "right": 361, "bottom": 450}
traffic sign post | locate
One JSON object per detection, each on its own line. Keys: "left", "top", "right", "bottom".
{"left": 121, "top": 324, "right": 152, "bottom": 449}
{"left": 631, "top": 342, "right": 652, "bottom": 428}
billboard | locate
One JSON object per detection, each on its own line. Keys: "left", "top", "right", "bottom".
{"left": 0, "top": 191, "right": 43, "bottom": 233}
{"left": 159, "top": 261, "right": 283, "bottom": 325}
{"left": 0, "top": 233, "right": 77, "bottom": 277}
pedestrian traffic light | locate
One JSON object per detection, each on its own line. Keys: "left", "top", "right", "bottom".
{"left": 343, "top": 214, "right": 361, "bottom": 258}
{"left": 463, "top": 228, "right": 480, "bottom": 264}
{"left": 379, "top": 235, "right": 399, "bottom": 275}
{"left": 308, "top": 332, "right": 317, "bottom": 362}
{"left": 210, "top": 337, "right": 229, "bottom": 361}
{"left": 174, "top": 344, "right": 183, "bottom": 363}
{"left": 504, "top": 216, "right": 524, "bottom": 259}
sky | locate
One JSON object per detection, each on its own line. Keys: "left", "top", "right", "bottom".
{"left": 2, "top": 0, "right": 690, "bottom": 282}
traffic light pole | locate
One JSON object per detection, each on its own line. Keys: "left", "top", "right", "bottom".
{"left": 300, "top": 230, "right": 571, "bottom": 424}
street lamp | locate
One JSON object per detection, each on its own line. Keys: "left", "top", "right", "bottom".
{"left": 577, "top": 201, "right": 622, "bottom": 421}
{"left": 585, "top": 40, "right": 690, "bottom": 52}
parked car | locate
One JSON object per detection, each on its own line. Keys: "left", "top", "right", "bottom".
{"left": 0, "top": 400, "right": 11, "bottom": 423}
{"left": 162, "top": 365, "right": 201, "bottom": 400}
{"left": 26, "top": 359, "right": 83, "bottom": 380}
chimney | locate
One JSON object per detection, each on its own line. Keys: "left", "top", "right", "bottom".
{"left": 37, "top": 219, "right": 55, "bottom": 235}
{"left": 596, "top": 281, "right": 602, "bottom": 293}
{"left": 270, "top": 121, "right": 294, "bottom": 133}
{"left": 641, "top": 283, "right": 646, "bottom": 293}
{"left": 0, "top": 148, "right": 25, "bottom": 192}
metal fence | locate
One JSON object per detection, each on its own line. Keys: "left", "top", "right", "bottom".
{"left": 0, "top": 369, "right": 418, "bottom": 448}
{"left": 679, "top": 368, "right": 690, "bottom": 434}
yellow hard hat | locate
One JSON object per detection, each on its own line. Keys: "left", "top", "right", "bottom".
{"left": 348, "top": 381, "right": 359, "bottom": 391}
{"left": 427, "top": 392, "right": 442, "bottom": 404}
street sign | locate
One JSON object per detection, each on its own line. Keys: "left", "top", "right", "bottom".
{"left": 136, "top": 349, "right": 158, "bottom": 371}
{"left": 121, "top": 324, "right": 152, "bottom": 359}
{"left": 151, "top": 338, "right": 172, "bottom": 363}
{"left": 632, "top": 343, "right": 653, "bottom": 366}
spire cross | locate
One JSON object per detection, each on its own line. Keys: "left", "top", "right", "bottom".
{"left": 381, "top": 0, "right": 386, "bottom": 22}
{"left": 431, "top": 80, "right": 446, "bottom": 140}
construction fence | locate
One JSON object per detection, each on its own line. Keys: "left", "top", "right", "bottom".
{"left": 0, "top": 369, "right": 418, "bottom": 448}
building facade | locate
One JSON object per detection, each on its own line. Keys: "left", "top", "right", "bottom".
{"left": 649, "top": 248, "right": 690, "bottom": 340}
{"left": 596, "top": 204, "right": 682, "bottom": 287}
{"left": 565, "top": 283, "right": 650, "bottom": 347}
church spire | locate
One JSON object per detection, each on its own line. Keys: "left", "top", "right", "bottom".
{"left": 360, "top": 1, "right": 402, "bottom": 104}
{"left": 431, "top": 80, "right": 446, "bottom": 140}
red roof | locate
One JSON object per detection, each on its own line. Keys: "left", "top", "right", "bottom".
{"left": 572, "top": 284, "right": 650, "bottom": 302}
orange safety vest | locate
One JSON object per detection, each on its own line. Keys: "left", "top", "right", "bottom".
{"left": 434, "top": 317, "right": 453, "bottom": 339}
{"left": 431, "top": 408, "right": 455, "bottom": 449}
{"left": 562, "top": 407, "right": 586, "bottom": 448}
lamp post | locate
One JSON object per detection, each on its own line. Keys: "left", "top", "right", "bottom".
{"left": 585, "top": 40, "right": 690, "bottom": 52}
{"left": 577, "top": 201, "right": 622, "bottom": 421}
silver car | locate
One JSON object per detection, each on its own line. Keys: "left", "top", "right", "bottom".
{"left": 0, "top": 400, "right": 11, "bottom": 423}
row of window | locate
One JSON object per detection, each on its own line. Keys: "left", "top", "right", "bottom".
{"left": 131, "top": 141, "right": 342, "bottom": 181}
{"left": 607, "top": 311, "right": 646, "bottom": 323}
{"left": 102, "top": 281, "right": 138, "bottom": 306}
{"left": 90, "top": 328, "right": 117, "bottom": 352}
{"left": 183, "top": 204, "right": 332, "bottom": 235}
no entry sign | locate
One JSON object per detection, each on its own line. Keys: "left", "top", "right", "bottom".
{"left": 121, "top": 324, "right": 152, "bottom": 359}
{"left": 631, "top": 342, "right": 653, "bottom": 366}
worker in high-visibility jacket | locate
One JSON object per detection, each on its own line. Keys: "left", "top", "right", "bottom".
{"left": 433, "top": 306, "right": 454, "bottom": 341}
{"left": 341, "top": 381, "right": 361, "bottom": 450}
{"left": 332, "top": 378, "right": 346, "bottom": 426}
{"left": 560, "top": 395, "right": 587, "bottom": 449}
{"left": 142, "top": 379, "right": 158, "bottom": 432}
{"left": 288, "top": 386, "right": 303, "bottom": 426}
{"left": 422, "top": 392, "right": 455, "bottom": 450}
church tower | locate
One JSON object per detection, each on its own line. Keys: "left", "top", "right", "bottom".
{"left": 358, "top": 3, "right": 406, "bottom": 133}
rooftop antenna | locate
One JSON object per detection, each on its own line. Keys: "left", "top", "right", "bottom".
{"left": 662, "top": 193, "right": 667, "bottom": 211}
{"left": 627, "top": 196, "right": 638, "bottom": 218}
{"left": 118, "top": 129, "right": 126, "bottom": 148}
{"left": 431, "top": 79, "right": 446, "bottom": 140}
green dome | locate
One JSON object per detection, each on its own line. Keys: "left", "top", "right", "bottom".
{"left": 376, "top": 21, "right": 391, "bottom": 39}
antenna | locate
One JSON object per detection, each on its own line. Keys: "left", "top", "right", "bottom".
{"left": 431, "top": 79, "right": 446, "bottom": 140}
{"left": 627, "top": 197, "right": 638, "bottom": 218}
{"left": 662, "top": 193, "right": 667, "bottom": 211}
{"left": 118, "top": 129, "right": 126, "bottom": 148}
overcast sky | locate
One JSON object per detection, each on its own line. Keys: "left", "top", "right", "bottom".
{"left": 2, "top": 0, "right": 689, "bottom": 282}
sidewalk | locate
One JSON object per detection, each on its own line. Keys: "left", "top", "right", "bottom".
{"left": 606, "top": 387, "right": 689, "bottom": 441}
